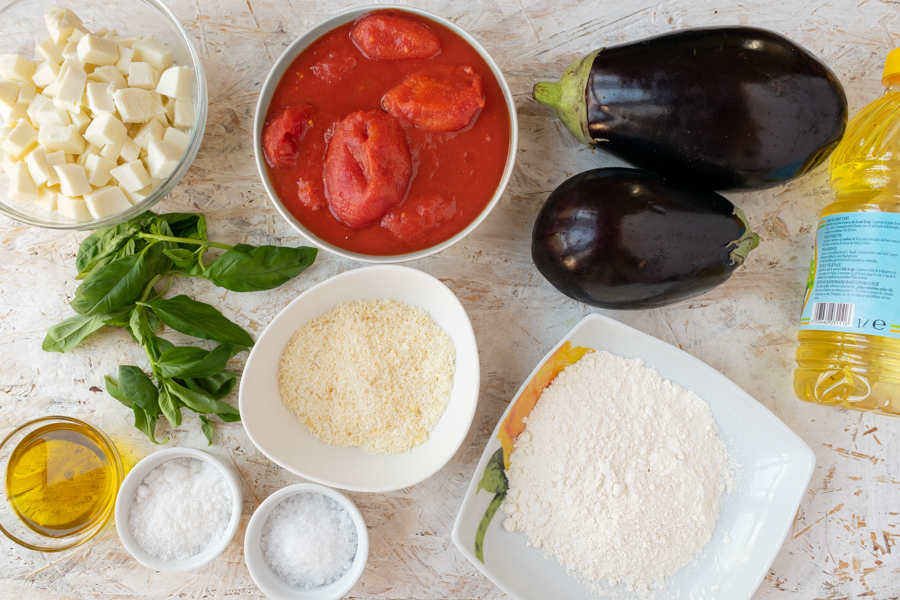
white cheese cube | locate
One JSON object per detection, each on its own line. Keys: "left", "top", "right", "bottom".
{"left": 163, "top": 96, "right": 176, "bottom": 123}
{"left": 115, "top": 45, "right": 134, "bottom": 75}
{"left": 155, "top": 66, "right": 193, "bottom": 101}
{"left": 31, "top": 102, "right": 71, "bottom": 128}
{"left": 162, "top": 126, "right": 190, "bottom": 155}
{"left": 25, "top": 146, "right": 51, "bottom": 186}
{"left": 110, "top": 159, "right": 151, "bottom": 192}
{"left": 108, "top": 35, "right": 142, "bottom": 48}
{"left": 57, "top": 194, "right": 92, "bottom": 220}
{"left": 84, "top": 185, "right": 131, "bottom": 218}
{"left": 42, "top": 80, "right": 61, "bottom": 99}
{"left": 53, "top": 64, "right": 87, "bottom": 112}
{"left": 122, "top": 183, "right": 153, "bottom": 205}
{"left": 7, "top": 160, "right": 38, "bottom": 202}
{"left": 102, "top": 30, "right": 118, "bottom": 38}
{"left": 120, "top": 136, "right": 140, "bottom": 162}
{"left": 84, "top": 113, "right": 126, "bottom": 146}
{"left": 27, "top": 93, "right": 52, "bottom": 116}
{"left": 36, "top": 37, "right": 65, "bottom": 64}
{"left": 69, "top": 28, "right": 88, "bottom": 44}
{"left": 93, "top": 27, "right": 109, "bottom": 37}
{"left": 132, "top": 35, "right": 173, "bottom": 72}
{"left": 34, "top": 186, "right": 58, "bottom": 212}
{"left": 153, "top": 113, "right": 169, "bottom": 128}
{"left": 173, "top": 99, "right": 194, "bottom": 129}
{"left": 127, "top": 62, "right": 159, "bottom": 90}
{"left": 0, "top": 125, "right": 12, "bottom": 146}
{"left": 16, "top": 82, "right": 36, "bottom": 106}
{"left": 0, "top": 81, "right": 21, "bottom": 118}
{"left": 55, "top": 163, "right": 92, "bottom": 197}
{"left": 84, "top": 154, "right": 116, "bottom": 186}
{"left": 39, "top": 124, "right": 86, "bottom": 154}
{"left": 44, "top": 7, "right": 84, "bottom": 44}
{"left": 32, "top": 61, "right": 61, "bottom": 87}
{"left": 146, "top": 138, "right": 180, "bottom": 179}
{"left": 86, "top": 82, "right": 116, "bottom": 115}
{"left": 4, "top": 104, "right": 27, "bottom": 128}
{"left": 89, "top": 65, "right": 126, "bottom": 89}
{"left": 134, "top": 118, "right": 163, "bottom": 149}
{"left": 100, "top": 138, "right": 124, "bottom": 162}
{"left": 1, "top": 120, "right": 38, "bottom": 157}
{"left": 77, "top": 34, "right": 119, "bottom": 66}
{"left": 70, "top": 108, "right": 91, "bottom": 134}
{"left": 62, "top": 40, "right": 81, "bottom": 63}
{"left": 113, "top": 88, "right": 165, "bottom": 123}
{"left": 0, "top": 54, "right": 36, "bottom": 83}
{"left": 1, "top": 153, "right": 16, "bottom": 177}
{"left": 45, "top": 150, "right": 66, "bottom": 186}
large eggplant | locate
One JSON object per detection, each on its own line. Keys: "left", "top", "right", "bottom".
{"left": 532, "top": 168, "right": 759, "bottom": 309}
{"left": 533, "top": 27, "right": 847, "bottom": 190}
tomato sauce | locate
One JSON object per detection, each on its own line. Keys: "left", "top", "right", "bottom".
{"left": 263, "top": 10, "right": 511, "bottom": 256}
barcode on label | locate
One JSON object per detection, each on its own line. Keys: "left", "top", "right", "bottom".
{"left": 810, "top": 302, "right": 855, "bottom": 327}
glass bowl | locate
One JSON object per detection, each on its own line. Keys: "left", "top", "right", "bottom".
{"left": 0, "top": 416, "right": 124, "bottom": 552}
{"left": 0, "top": 0, "right": 208, "bottom": 230}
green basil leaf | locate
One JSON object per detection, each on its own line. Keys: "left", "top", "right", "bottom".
{"left": 195, "top": 370, "right": 238, "bottom": 399}
{"left": 71, "top": 253, "right": 147, "bottom": 316}
{"left": 158, "top": 213, "right": 207, "bottom": 240}
{"left": 146, "top": 295, "right": 254, "bottom": 346}
{"left": 102, "top": 305, "right": 135, "bottom": 327}
{"left": 199, "top": 415, "right": 213, "bottom": 445}
{"left": 157, "top": 384, "right": 182, "bottom": 428}
{"left": 156, "top": 336, "right": 175, "bottom": 353}
{"left": 163, "top": 248, "right": 194, "bottom": 261}
{"left": 42, "top": 313, "right": 106, "bottom": 352}
{"left": 104, "top": 375, "right": 133, "bottom": 408}
{"left": 118, "top": 365, "right": 159, "bottom": 415}
{"left": 167, "top": 380, "right": 240, "bottom": 420}
{"left": 129, "top": 307, "right": 144, "bottom": 345}
{"left": 76, "top": 222, "right": 140, "bottom": 275}
{"left": 133, "top": 405, "right": 166, "bottom": 444}
{"left": 203, "top": 244, "right": 317, "bottom": 292}
{"left": 156, "top": 344, "right": 244, "bottom": 379}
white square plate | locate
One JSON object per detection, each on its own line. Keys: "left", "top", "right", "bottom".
{"left": 452, "top": 313, "right": 815, "bottom": 600}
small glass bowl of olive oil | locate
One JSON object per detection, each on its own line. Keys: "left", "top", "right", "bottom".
{"left": 0, "top": 416, "right": 124, "bottom": 552}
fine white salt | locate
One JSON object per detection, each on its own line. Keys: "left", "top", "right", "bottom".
{"left": 128, "top": 457, "right": 233, "bottom": 561}
{"left": 261, "top": 493, "right": 358, "bottom": 589}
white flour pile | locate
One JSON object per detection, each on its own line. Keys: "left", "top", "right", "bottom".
{"left": 502, "top": 350, "right": 730, "bottom": 595}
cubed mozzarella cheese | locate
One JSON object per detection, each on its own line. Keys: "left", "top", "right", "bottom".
{"left": 0, "top": 81, "right": 21, "bottom": 118}
{"left": 100, "top": 138, "right": 124, "bottom": 162}
{"left": 77, "top": 34, "right": 119, "bottom": 66}
{"left": 1, "top": 120, "right": 38, "bottom": 157}
{"left": 156, "top": 66, "right": 193, "bottom": 101}
{"left": 113, "top": 88, "right": 165, "bottom": 123}
{"left": 57, "top": 194, "right": 91, "bottom": 220}
{"left": 25, "top": 146, "right": 51, "bottom": 186}
{"left": 146, "top": 138, "right": 180, "bottom": 179}
{"left": 107, "top": 34, "right": 142, "bottom": 48}
{"left": 84, "top": 185, "right": 131, "bottom": 218}
{"left": 162, "top": 126, "right": 190, "bottom": 155}
{"left": 53, "top": 64, "right": 87, "bottom": 112}
{"left": 84, "top": 113, "right": 126, "bottom": 146}
{"left": 115, "top": 45, "right": 134, "bottom": 75}
{"left": 6, "top": 160, "right": 39, "bottom": 202}
{"left": 121, "top": 183, "right": 152, "bottom": 204}
{"left": 127, "top": 62, "right": 159, "bottom": 90}
{"left": 34, "top": 186, "right": 58, "bottom": 212}
{"left": 4, "top": 104, "right": 27, "bottom": 128}
{"left": 32, "top": 61, "right": 61, "bottom": 87}
{"left": 173, "top": 99, "right": 194, "bottom": 129}
{"left": 134, "top": 119, "right": 163, "bottom": 149}
{"left": 84, "top": 154, "right": 116, "bottom": 186}
{"left": 70, "top": 108, "right": 91, "bottom": 134}
{"left": 45, "top": 150, "right": 66, "bottom": 186}
{"left": 45, "top": 7, "right": 84, "bottom": 44}
{"left": 0, "top": 54, "right": 36, "bottom": 83}
{"left": 132, "top": 35, "right": 173, "bottom": 72}
{"left": 61, "top": 40, "right": 81, "bottom": 63}
{"left": 39, "top": 124, "right": 86, "bottom": 154}
{"left": 36, "top": 37, "right": 65, "bottom": 64}
{"left": 89, "top": 65, "right": 126, "bottom": 89}
{"left": 54, "top": 163, "right": 92, "bottom": 197}
{"left": 110, "top": 160, "right": 151, "bottom": 192}
{"left": 120, "top": 136, "right": 140, "bottom": 162}
{"left": 17, "top": 82, "right": 36, "bottom": 106}
{"left": 86, "top": 82, "right": 116, "bottom": 115}
{"left": 31, "top": 101, "right": 71, "bottom": 128}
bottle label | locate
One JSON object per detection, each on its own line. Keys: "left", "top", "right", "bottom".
{"left": 799, "top": 212, "right": 900, "bottom": 338}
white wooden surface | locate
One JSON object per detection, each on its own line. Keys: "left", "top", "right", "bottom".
{"left": 1, "top": 0, "right": 899, "bottom": 598}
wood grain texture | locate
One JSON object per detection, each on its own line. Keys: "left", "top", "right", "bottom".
{"left": 1, "top": 0, "right": 899, "bottom": 598}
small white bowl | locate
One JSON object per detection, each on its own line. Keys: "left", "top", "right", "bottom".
{"left": 114, "top": 447, "right": 243, "bottom": 573}
{"left": 245, "top": 483, "right": 369, "bottom": 600}
{"left": 239, "top": 265, "right": 480, "bottom": 492}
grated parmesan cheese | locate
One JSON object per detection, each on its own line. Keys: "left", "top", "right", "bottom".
{"left": 277, "top": 299, "right": 455, "bottom": 455}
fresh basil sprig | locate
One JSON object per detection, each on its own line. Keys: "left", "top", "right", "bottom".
{"left": 44, "top": 210, "right": 317, "bottom": 444}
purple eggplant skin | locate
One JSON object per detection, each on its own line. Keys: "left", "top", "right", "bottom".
{"left": 533, "top": 27, "right": 848, "bottom": 191}
{"left": 532, "top": 168, "right": 759, "bottom": 310}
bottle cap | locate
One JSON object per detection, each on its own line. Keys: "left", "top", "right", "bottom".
{"left": 883, "top": 47, "right": 900, "bottom": 85}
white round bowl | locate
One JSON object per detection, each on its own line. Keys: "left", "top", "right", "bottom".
{"left": 253, "top": 5, "right": 518, "bottom": 263}
{"left": 239, "top": 265, "right": 480, "bottom": 492}
{"left": 114, "top": 447, "right": 243, "bottom": 573}
{"left": 245, "top": 483, "right": 369, "bottom": 600}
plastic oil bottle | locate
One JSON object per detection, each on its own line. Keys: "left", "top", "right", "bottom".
{"left": 794, "top": 48, "right": 900, "bottom": 416}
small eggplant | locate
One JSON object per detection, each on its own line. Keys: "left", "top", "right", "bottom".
{"left": 532, "top": 168, "right": 759, "bottom": 309}
{"left": 533, "top": 27, "right": 848, "bottom": 191}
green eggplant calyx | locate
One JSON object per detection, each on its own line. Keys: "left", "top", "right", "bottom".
{"left": 728, "top": 207, "right": 760, "bottom": 266}
{"left": 533, "top": 49, "right": 601, "bottom": 147}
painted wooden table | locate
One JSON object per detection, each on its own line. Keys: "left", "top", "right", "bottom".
{"left": 2, "top": 0, "right": 899, "bottom": 598}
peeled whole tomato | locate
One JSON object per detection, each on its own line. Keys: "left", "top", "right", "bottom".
{"left": 532, "top": 168, "right": 759, "bottom": 310}
{"left": 533, "top": 27, "right": 848, "bottom": 191}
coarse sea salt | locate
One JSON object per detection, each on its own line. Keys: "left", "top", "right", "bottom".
{"left": 261, "top": 493, "right": 358, "bottom": 589}
{"left": 128, "top": 457, "right": 233, "bottom": 561}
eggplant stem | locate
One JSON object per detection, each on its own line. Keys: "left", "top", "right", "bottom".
{"left": 728, "top": 207, "right": 760, "bottom": 266}
{"left": 532, "top": 49, "right": 601, "bottom": 146}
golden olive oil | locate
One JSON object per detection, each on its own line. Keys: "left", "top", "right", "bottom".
{"left": 5, "top": 422, "right": 117, "bottom": 538}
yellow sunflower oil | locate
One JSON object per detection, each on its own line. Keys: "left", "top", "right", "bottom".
{"left": 794, "top": 48, "right": 900, "bottom": 416}
{"left": 5, "top": 421, "right": 118, "bottom": 537}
